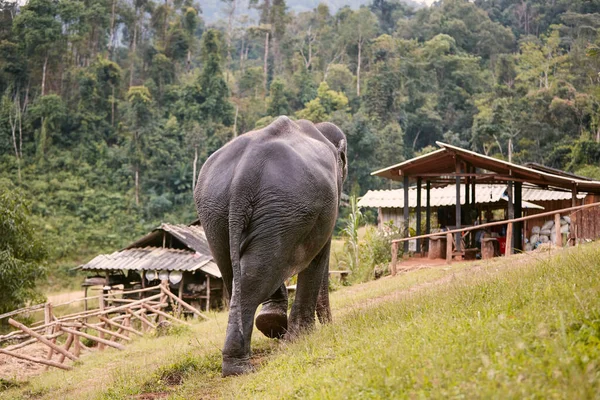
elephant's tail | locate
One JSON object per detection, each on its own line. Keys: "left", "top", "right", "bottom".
{"left": 228, "top": 201, "right": 249, "bottom": 334}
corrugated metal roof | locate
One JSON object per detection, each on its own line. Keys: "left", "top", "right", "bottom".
{"left": 371, "top": 142, "right": 600, "bottom": 194}
{"left": 358, "top": 184, "right": 585, "bottom": 209}
{"left": 79, "top": 247, "right": 222, "bottom": 278}
{"left": 124, "top": 224, "right": 212, "bottom": 254}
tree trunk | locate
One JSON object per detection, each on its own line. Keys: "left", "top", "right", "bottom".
{"left": 233, "top": 105, "right": 239, "bottom": 137}
{"left": 226, "top": 0, "right": 236, "bottom": 69}
{"left": 356, "top": 38, "right": 362, "bottom": 96}
{"left": 263, "top": 31, "right": 270, "bottom": 96}
{"left": 41, "top": 54, "right": 48, "bottom": 96}
{"left": 111, "top": 85, "right": 115, "bottom": 127}
{"left": 508, "top": 137, "right": 513, "bottom": 163}
{"left": 9, "top": 99, "right": 21, "bottom": 183}
{"left": 163, "top": 0, "right": 169, "bottom": 46}
{"left": 239, "top": 34, "right": 245, "bottom": 74}
{"left": 135, "top": 166, "right": 140, "bottom": 206}
{"left": 192, "top": 146, "right": 198, "bottom": 191}
{"left": 108, "top": 0, "right": 117, "bottom": 59}
{"left": 187, "top": 50, "right": 192, "bottom": 73}
{"left": 130, "top": 10, "right": 138, "bottom": 88}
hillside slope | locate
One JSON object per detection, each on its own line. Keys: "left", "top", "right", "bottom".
{"left": 2, "top": 243, "right": 599, "bottom": 399}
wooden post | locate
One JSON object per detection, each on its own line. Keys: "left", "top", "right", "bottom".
{"left": 73, "top": 328, "right": 81, "bottom": 357}
{"left": 514, "top": 182, "right": 523, "bottom": 251}
{"left": 43, "top": 324, "right": 59, "bottom": 370}
{"left": 83, "top": 323, "right": 131, "bottom": 342}
{"left": 8, "top": 318, "right": 78, "bottom": 361}
{"left": 446, "top": 232, "right": 453, "bottom": 264}
{"left": 142, "top": 304, "right": 192, "bottom": 326}
{"left": 416, "top": 178, "right": 422, "bottom": 254}
{"left": 455, "top": 159, "right": 462, "bottom": 253}
{"left": 426, "top": 180, "right": 431, "bottom": 253}
{"left": 57, "top": 333, "right": 75, "bottom": 364}
{"left": 554, "top": 213, "right": 562, "bottom": 247}
{"left": 391, "top": 242, "right": 398, "bottom": 276}
{"left": 505, "top": 222, "right": 513, "bottom": 256}
{"left": 44, "top": 303, "right": 53, "bottom": 335}
{"left": 98, "top": 294, "right": 105, "bottom": 351}
{"left": 206, "top": 275, "right": 211, "bottom": 312}
{"left": 177, "top": 277, "right": 184, "bottom": 315}
{"left": 403, "top": 174, "right": 410, "bottom": 254}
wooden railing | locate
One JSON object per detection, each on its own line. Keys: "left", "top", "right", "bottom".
{"left": 0, "top": 282, "right": 208, "bottom": 371}
{"left": 389, "top": 201, "right": 600, "bottom": 275}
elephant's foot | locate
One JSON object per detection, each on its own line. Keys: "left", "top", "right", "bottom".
{"left": 222, "top": 356, "right": 253, "bottom": 377}
{"left": 255, "top": 301, "right": 288, "bottom": 339}
{"left": 255, "top": 309, "right": 287, "bottom": 339}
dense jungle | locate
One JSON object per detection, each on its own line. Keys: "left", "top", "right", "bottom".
{"left": 1, "top": 0, "right": 600, "bottom": 305}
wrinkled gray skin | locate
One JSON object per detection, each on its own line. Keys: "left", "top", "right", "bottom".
{"left": 194, "top": 117, "right": 347, "bottom": 377}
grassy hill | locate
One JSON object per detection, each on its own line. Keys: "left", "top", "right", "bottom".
{"left": 2, "top": 243, "right": 599, "bottom": 399}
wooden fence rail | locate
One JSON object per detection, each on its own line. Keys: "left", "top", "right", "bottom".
{"left": 0, "top": 282, "right": 207, "bottom": 371}
{"left": 390, "top": 201, "right": 600, "bottom": 275}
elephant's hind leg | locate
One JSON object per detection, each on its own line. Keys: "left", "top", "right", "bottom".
{"left": 286, "top": 241, "right": 331, "bottom": 339}
{"left": 256, "top": 283, "right": 288, "bottom": 339}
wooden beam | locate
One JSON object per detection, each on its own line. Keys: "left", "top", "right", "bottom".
{"left": 416, "top": 177, "right": 422, "bottom": 253}
{"left": 403, "top": 174, "right": 410, "bottom": 254}
{"left": 8, "top": 318, "right": 78, "bottom": 361}
{"left": 455, "top": 158, "right": 461, "bottom": 253}
{"left": 425, "top": 180, "right": 431, "bottom": 253}
{"left": 0, "top": 348, "right": 71, "bottom": 370}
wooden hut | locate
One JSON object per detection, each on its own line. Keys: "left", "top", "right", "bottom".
{"left": 79, "top": 222, "right": 224, "bottom": 312}
{"left": 368, "top": 141, "right": 600, "bottom": 258}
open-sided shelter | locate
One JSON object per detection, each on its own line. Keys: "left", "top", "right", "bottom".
{"left": 370, "top": 142, "right": 600, "bottom": 256}
{"left": 79, "top": 222, "right": 224, "bottom": 311}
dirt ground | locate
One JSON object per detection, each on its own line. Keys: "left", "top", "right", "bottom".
{"left": 0, "top": 342, "right": 74, "bottom": 381}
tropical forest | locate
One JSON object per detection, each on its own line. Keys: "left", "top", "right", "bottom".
{"left": 2, "top": 0, "right": 600, "bottom": 303}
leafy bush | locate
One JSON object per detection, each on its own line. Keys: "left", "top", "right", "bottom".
{"left": 0, "top": 184, "right": 47, "bottom": 323}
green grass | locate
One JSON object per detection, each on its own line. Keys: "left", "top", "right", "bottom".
{"left": 2, "top": 244, "right": 600, "bottom": 399}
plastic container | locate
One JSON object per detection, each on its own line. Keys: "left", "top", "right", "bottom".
{"left": 497, "top": 237, "right": 507, "bottom": 254}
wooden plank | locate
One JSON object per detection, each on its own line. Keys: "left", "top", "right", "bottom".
{"left": 44, "top": 303, "right": 53, "bottom": 335}
{"left": 61, "top": 327, "right": 125, "bottom": 351}
{"left": 0, "top": 348, "right": 71, "bottom": 371}
{"left": 8, "top": 318, "right": 78, "bottom": 361}
{"left": 98, "top": 294, "right": 105, "bottom": 351}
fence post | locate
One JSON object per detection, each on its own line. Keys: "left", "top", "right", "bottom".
{"left": 446, "top": 232, "right": 452, "bottom": 264}
{"left": 391, "top": 242, "right": 398, "bottom": 276}
{"left": 44, "top": 303, "right": 53, "bottom": 335}
{"left": 98, "top": 293, "right": 105, "bottom": 350}
{"left": 554, "top": 213, "right": 562, "bottom": 247}
{"left": 506, "top": 222, "right": 513, "bottom": 256}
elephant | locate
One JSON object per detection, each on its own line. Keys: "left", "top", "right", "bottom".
{"left": 194, "top": 116, "right": 347, "bottom": 376}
